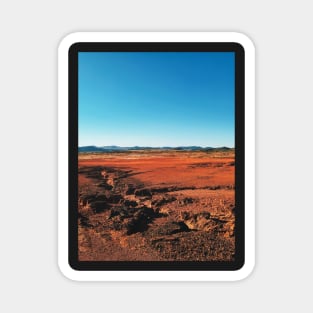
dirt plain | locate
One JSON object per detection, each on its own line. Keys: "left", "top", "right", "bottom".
{"left": 78, "top": 149, "right": 235, "bottom": 261}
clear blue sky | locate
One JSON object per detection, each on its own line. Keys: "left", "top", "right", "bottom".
{"left": 78, "top": 52, "right": 234, "bottom": 147}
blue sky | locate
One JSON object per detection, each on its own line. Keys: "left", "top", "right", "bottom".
{"left": 78, "top": 52, "right": 234, "bottom": 147}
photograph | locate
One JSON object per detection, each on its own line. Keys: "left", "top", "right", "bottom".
{"left": 77, "top": 51, "right": 236, "bottom": 262}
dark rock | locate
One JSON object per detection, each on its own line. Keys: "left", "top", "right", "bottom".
{"left": 125, "top": 207, "right": 155, "bottom": 235}
{"left": 109, "top": 206, "right": 157, "bottom": 235}
{"left": 151, "top": 187, "right": 170, "bottom": 193}
{"left": 124, "top": 200, "right": 138, "bottom": 207}
{"left": 126, "top": 186, "right": 136, "bottom": 195}
{"left": 109, "top": 206, "right": 132, "bottom": 219}
{"left": 80, "top": 194, "right": 109, "bottom": 205}
{"left": 184, "top": 197, "right": 193, "bottom": 204}
{"left": 126, "top": 216, "right": 149, "bottom": 235}
{"left": 107, "top": 194, "right": 123, "bottom": 204}
{"left": 95, "top": 195, "right": 107, "bottom": 201}
{"left": 97, "top": 182, "right": 113, "bottom": 190}
{"left": 133, "top": 206, "right": 155, "bottom": 219}
{"left": 152, "top": 196, "right": 176, "bottom": 207}
{"left": 178, "top": 197, "right": 193, "bottom": 205}
{"left": 152, "top": 221, "right": 190, "bottom": 236}
{"left": 78, "top": 213, "right": 92, "bottom": 227}
{"left": 90, "top": 201, "right": 111, "bottom": 213}
{"left": 134, "top": 188, "right": 152, "bottom": 198}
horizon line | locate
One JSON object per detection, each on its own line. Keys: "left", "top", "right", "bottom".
{"left": 79, "top": 145, "right": 234, "bottom": 148}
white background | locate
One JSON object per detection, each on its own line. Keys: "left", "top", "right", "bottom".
{"left": 0, "top": 0, "right": 312, "bottom": 312}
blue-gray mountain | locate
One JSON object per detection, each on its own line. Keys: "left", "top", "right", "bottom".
{"left": 78, "top": 146, "right": 232, "bottom": 153}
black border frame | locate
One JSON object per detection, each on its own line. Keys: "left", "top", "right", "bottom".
{"left": 68, "top": 42, "right": 245, "bottom": 271}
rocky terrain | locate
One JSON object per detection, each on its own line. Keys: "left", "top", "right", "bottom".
{"left": 77, "top": 150, "right": 235, "bottom": 261}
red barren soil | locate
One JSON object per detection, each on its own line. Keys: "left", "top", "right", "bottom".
{"left": 78, "top": 150, "right": 235, "bottom": 261}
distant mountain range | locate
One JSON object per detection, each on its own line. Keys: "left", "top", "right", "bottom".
{"left": 78, "top": 145, "right": 233, "bottom": 152}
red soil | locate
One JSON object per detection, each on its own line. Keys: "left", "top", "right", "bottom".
{"left": 77, "top": 150, "right": 235, "bottom": 261}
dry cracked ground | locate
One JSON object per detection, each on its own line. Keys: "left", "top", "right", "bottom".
{"left": 77, "top": 150, "right": 235, "bottom": 261}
